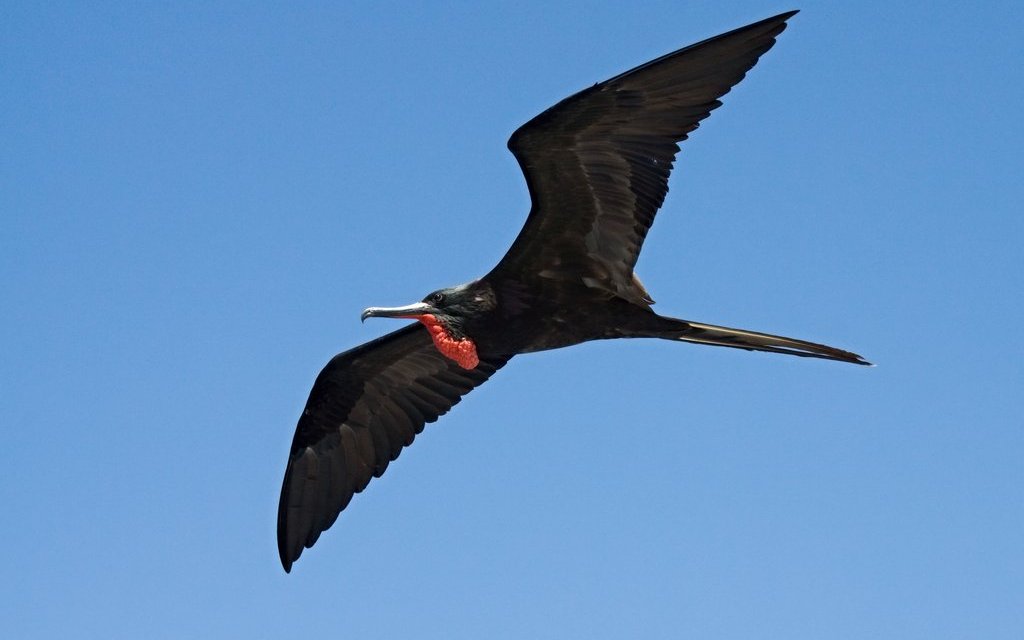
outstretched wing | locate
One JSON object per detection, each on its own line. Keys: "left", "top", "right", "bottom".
{"left": 278, "top": 324, "right": 510, "bottom": 572}
{"left": 489, "top": 11, "right": 797, "bottom": 304}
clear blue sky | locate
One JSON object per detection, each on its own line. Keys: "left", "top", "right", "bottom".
{"left": 3, "top": 2, "right": 1022, "bottom": 638}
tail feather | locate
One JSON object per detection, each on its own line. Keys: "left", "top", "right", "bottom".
{"left": 674, "top": 319, "right": 870, "bottom": 365}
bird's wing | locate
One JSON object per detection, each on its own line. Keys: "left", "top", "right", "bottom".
{"left": 278, "top": 324, "right": 510, "bottom": 572}
{"left": 489, "top": 11, "right": 797, "bottom": 305}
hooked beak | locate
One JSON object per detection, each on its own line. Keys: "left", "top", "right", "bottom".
{"left": 361, "top": 301, "right": 438, "bottom": 323}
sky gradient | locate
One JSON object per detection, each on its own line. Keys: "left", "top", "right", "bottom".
{"left": 3, "top": 2, "right": 1022, "bottom": 638}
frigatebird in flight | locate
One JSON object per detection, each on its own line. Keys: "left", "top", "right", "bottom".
{"left": 278, "top": 10, "right": 868, "bottom": 572}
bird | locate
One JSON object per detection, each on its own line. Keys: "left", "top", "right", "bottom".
{"left": 277, "top": 9, "right": 868, "bottom": 572}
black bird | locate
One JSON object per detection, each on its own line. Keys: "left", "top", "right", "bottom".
{"left": 278, "top": 10, "right": 868, "bottom": 572}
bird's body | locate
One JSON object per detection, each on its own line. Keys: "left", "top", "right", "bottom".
{"left": 414, "top": 279, "right": 654, "bottom": 355}
{"left": 278, "top": 10, "right": 869, "bottom": 572}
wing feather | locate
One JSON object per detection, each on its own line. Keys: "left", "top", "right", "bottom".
{"left": 490, "top": 11, "right": 797, "bottom": 304}
{"left": 277, "top": 324, "right": 510, "bottom": 571}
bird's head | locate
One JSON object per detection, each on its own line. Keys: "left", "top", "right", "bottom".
{"left": 361, "top": 281, "right": 495, "bottom": 370}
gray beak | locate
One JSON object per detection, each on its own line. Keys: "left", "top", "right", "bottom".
{"left": 361, "top": 301, "right": 436, "bottom": 323}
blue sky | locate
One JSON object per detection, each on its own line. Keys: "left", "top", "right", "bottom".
{"left": 2, "top": 1, "right": 1022, "bottom": 637}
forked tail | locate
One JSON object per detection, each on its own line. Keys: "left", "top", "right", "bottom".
{"left": 654, "top": 317, "right": 870, "bottom": 365}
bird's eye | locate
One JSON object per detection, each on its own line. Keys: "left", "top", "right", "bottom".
{"left": 431, "top": 292, "right": 445, "bottom": 305}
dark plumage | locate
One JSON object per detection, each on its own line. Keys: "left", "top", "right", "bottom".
{"left": 278, "top": 10, "right": 868, "bottom": 572}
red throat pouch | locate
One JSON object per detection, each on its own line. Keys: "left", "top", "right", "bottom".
{"left": 407, "top": 314, "right": 479, "bottom": 370}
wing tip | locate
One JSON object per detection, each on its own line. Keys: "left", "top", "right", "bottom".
{"left": 278, "top": 523, "right": 298, "bottom": 573}
{"left": 277, "top": 520, "right": 298, "bottom": 573}
{"left": 764, "top": 9, "right": 800, "bottom": 25}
